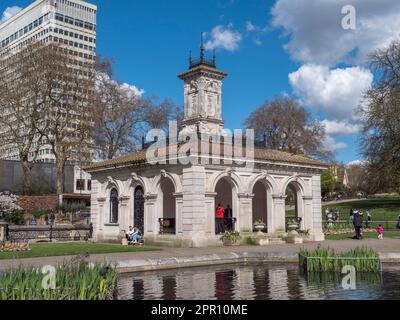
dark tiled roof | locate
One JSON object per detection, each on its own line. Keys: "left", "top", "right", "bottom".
{"left": 85, "top": 143, "right": 327, "bottom": 172}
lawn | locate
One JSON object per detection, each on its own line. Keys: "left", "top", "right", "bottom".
{"left": 0, "top": 242, "right": 160, "bottom": 260}
{"left": 322, "top": 197, "right": 400, "bottom": 221}
{"left": 325, "top": 231, "right": 400, "bottom": 240}
{"left": 286, "top": 197, "right": 400, "bottom": 222}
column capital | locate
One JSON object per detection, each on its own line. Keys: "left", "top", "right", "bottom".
{"left": 303, "top": 195, "right": 313, "bottom": 201}
{"left": 272, "top": 194, "right": 287, "bottom": 200}
{"left": 97, "top": 197, "right": 106, "bottom": 203}
{"left": 205, "top": 192, "right": 218, "bottom": 198}
{"left": 238, "top": 193, "right": 254, "bottom": 199}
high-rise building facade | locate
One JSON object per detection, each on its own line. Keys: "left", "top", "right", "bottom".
{"left": 0, "top": 0, "right": 97, "bottom": 163}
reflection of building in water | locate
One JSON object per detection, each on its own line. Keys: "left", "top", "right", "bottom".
{"left": 233, "top": 267, "right": 255, "bottom": 300}
{"left": 253, "top": 267, "right": 270, "bottom": 300}
{"left": 215, "top": 271, "right": 236, "bottom": 300}
{"left": 268, "top": 269, "right": 289, "bottom": 300}
{"left": 142, "top": 274, "right": 163, "bottom": 300}
{"left": 162, "top": 276, "right": 177, "bottom": 300}
{"left": 175, "top": 271, "right": 216, "bottom": 300}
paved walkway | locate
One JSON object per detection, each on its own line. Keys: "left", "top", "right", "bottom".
{"left": 1, "top": 238, "right": 399, "bottom": 272}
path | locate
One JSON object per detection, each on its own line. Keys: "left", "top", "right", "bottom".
{"left": 1, "top": 238, "right": 399, "bottom": 272}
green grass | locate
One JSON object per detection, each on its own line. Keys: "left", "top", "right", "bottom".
{"left": 322, "top": 197, "right": 400, "bottom": 221}
{"left": 286, "top": 197, "right": 400, "bottom": 221}
{"left": 299, "top": 247, "right": 381, "bottom": 272}
{"left": 0, "top": 242, "right": 160, "bottom": 260}
{"left": 0, "top": 262, "right": 118, "bottom": 300}
{"left": 325, "top": 231, "right": 400, "bottom": 240}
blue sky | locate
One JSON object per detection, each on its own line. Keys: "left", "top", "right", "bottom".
{"left": 2, "top": 0, "right": 399, "bottom": 165}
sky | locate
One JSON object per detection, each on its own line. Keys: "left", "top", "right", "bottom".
{"left": 2, "top": 0, "right": 400, "bottom": 165}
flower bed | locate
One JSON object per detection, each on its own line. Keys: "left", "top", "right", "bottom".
{"left": 324, "top": 228, "right": 376, "bottom": 235}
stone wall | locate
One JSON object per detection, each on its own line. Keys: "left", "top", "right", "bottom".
{"left": 0, "top": 160, "right": 74, "bottom": 194}
{"left": 17, "top": 195, "right": 59, "bottom": 213}
{"left": 7, "top": 225, "right": 92, "bottom": 242}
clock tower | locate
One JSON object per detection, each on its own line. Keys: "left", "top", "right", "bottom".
{"left": 178, "top": 34, "right": 228, "bottom": 136}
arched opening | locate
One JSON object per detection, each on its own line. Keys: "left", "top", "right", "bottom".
{"left": 134, "top": 186, "right": 145, "bottom": 233}
{"left": 285, "top": 182, "right": 303, "bottom": 231}
{"left": 110, "top": 188, "right": 119, "bottom": 224}
{"left": 215, "top": 178, "right": 236, "bottom": 234}
{"left": 252, "top": 181, "right": 268, "bottom": 232}
{"left": 159, "top": 178, "right": 176, "bottom": 234}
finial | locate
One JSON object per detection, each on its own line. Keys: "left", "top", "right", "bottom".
{"left": 213, "top": 49, "right": 216, "bottom": 66}
{"left": 200, "top": 32, "right": 205, "bottom": 62}
{"left": 189, "top": 50, "right": 192, "bottom": 66}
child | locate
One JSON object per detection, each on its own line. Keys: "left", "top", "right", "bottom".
{"left": 377, "top": 224, "right": 383, "bottom": 240}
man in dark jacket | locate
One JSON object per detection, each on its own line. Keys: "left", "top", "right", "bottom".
{"left": 225, "top": 205, "right": 233, "bottom": 231}
{"left": 353, "top": 211, "right": 363, "bottom": 240}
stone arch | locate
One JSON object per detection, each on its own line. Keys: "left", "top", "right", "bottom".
{"left": 282, "top": 176, "right": 306, "bottom": 230}
{"left": 247, "top": 173, "right": 279, "bottom": 195}
{"left": 152, "top": 170, "right": 182, "bottom": 194}
{"left": 212, "top": 170, "right": 241, "bottom": 234}
{"left": 209, "top": 169, "right": 243, "bottom": 194}
{"left": 102, "top": 176, "right": 123, "bottom": 198}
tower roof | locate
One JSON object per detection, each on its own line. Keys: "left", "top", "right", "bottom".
{"left": 188, "top": 32, "right": 216, "bottom": 69}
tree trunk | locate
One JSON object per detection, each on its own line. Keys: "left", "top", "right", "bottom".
{"left": 56, "top": 160, "right": 65, "bottom": 195}
{"left": 20, "top": 160, "right": 32, "bottom": 195}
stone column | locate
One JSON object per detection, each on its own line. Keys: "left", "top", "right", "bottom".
{"left": 174, "top": 192, "right": 183, "bottom": 235}
{"left": 181, "top": 166, "right": 207, "bottom": 247}
{"left": 119, "top": 196, "right": 130, "bottom": 234}
{"left": 302, "top": 195, "right": 313, "bottom": 232}
{"left": 144, "top": 194, "right": 158, "bottom": 237}
{"left": 311, "top": 175, "right": 325, "bottom": 241}
{"left": 272, "top": 195, "right": 286, "bottom": 234}
{"left": 95, "top": 197, "right": 106, "bottom": 242}
{"left": 238, "top": 193, "right": 253, "bottom": 233}
{"left": 205, "top": 192, "right": 217, "bottom": 236}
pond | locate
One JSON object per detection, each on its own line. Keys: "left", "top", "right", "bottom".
{"left": 118, "top": 263, "right": 400, "bottom": 300}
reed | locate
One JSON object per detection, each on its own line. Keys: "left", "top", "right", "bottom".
{"left": 299, "top": 247, "right": 381, "bottom": 273}
{"left": 0, "top": 261, "right": 118, "bottom": 300}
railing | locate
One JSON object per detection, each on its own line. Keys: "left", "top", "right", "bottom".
{"left": 224, "top": 217, "right": 237, "bottom": 232}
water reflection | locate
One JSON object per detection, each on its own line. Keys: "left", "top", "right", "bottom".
{"left": 118, "top": 264, "right": 400, "bottom": 300}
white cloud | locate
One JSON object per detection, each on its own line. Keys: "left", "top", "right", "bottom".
{"left": 323, "top": 135, "right": 348, "bottom": 152}
{"left": 1, "top": 6, "right": 22, "bottom": 23}
{"left": 96, "top": 72, "right": 144, "bottom": 98}
{"left": 246, "top": 21, "right": 256, "bottom": 32}
{"left": 205, "top": 25, "right": 242, "bottom": 52}
{"left": 321, "top": 119, "right": 361, "bottom": 135}
{"left": 347, "top": 159, "right": 367, "bottom": 166}
{"left": 271, "top": 0, "right": 400, "bottom": 66}
{"left": 289, "top": 64, "right": 373, "bottom": 120}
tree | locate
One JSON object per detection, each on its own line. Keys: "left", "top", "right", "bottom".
{"left": 0, "top": 43, "right": 48, "bottom": 193}
{"left": 321, "top": 170, "right": 336, "bottom": 195}
{"left": 245, "top": 97, "right": 332, "bottom": 161}
{"left": 347, "top": 163, "right": 371, "bottom": 194}
{"left": 34, "top": 44, "right": 96, "bottom": 195}
{"left": 94, "top": 59, "right": 143, "bottom": 160}
{"left": 358, "top": 39, "right": 400, "bottom": 193}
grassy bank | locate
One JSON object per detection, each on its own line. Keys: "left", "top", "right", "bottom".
{"left": 322, "top": 197, "right": 400, "bottom": 221}
{"left": 0, "top": 261, "right": 118, "bottom": 300}
{"left": 0, "top": 242, "right": 160, "bottom": 260}
{"left": 299, "top": 247, "right": 381, "bottom": 272}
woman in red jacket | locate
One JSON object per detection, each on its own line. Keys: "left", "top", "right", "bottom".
{"left": 215, "top": 204, "right": 225, "bottom": 235}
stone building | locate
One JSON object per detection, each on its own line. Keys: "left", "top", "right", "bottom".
{"left": 86, "top": 44, "right": 327, "bottom": 247}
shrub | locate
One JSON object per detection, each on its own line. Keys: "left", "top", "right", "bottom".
{"left": 0, "top": 192, "right": 21, "bottom": 222}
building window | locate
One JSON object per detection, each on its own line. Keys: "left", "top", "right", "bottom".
{"left": 87, "top": 180, "right": 92, "bottom": 191}
{"left": 110, "top": 188, "right": 119, "bottom": 224}
{"left": 76, "top": 179, "right": 85, "bottom": 191}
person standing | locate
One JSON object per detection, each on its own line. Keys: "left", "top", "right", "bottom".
{"left": 353, "top": 211, "right": 363, "bottom": 240}
{"left": 44, "top": 214, "right": 49, "bottom": 226}
{"left": 366, "top": 210, "right": 372, "bottom": 228}
{"left": 50, "top": 212, "right": 56, "bottom": 226}
{"left": 377, "top": 224, "right": 384, "bottom": 240}
{"left": 215, "top": 204, "right": 225, "bottom": 235}
{"left": 225, "top": 205, "right": 233, "bottom": 231}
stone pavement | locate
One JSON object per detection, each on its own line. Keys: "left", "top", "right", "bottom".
{"left": 0, "top": 238, "right": 399, "bottom": 273}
